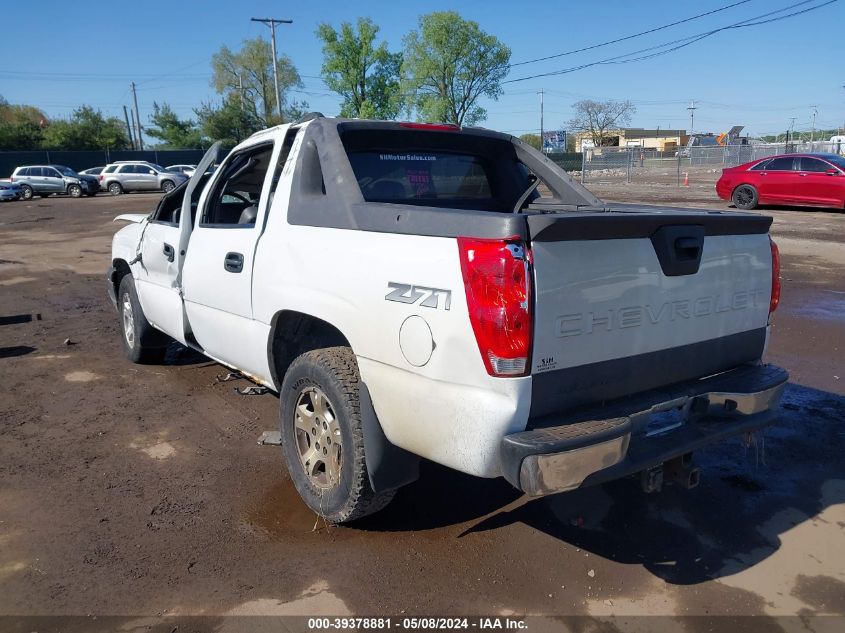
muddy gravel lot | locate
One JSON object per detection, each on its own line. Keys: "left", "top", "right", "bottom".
{"left": 0, "top": 189, "right": 843, "bottom": 631}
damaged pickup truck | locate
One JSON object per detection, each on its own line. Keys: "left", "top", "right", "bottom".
{"left": 108, "top": 115, "right": 787, "bottom": 522}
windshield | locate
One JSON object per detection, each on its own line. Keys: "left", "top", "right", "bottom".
{"left": 56, "top": 166, "right": 78, "bottom": 176}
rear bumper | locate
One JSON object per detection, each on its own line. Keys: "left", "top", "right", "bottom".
{"left": 501, "top": 364, "right": 788, "bottom": 496}
{"left": 715, "top": 179, "right": 732, "bottom": 200}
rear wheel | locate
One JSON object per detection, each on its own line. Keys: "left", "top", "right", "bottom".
{"left": 732, "top": 184, "right": 758, "bottom": 210}
{"left": 108, "top": 182, "right": 123, "bottom": 196}
{"left": 67, "top": 184, "right": 82, "bottom": 198}
{"left": 20, "top": 185, "right": 33, "bottom": 200}
{"left": 117, "top": 275, "right": 169, "bottom": 364}
{"left": 279, "top": 347, "right": 395, "bottom": 523}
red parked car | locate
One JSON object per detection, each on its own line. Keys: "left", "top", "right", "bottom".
{"left": 716, "top": 153, "right": 845, "bottom": 210}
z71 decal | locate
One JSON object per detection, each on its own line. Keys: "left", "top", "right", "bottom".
{"left": 385, "top": 282, "right": 451, "bottom": 311}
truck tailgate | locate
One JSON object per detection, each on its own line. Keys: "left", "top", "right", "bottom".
{"left": 526, "top": 209, "right": 774, "bottom": 418}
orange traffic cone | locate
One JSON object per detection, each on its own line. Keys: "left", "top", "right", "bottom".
{"left": 683, "top": 172, "right": 689, "bottom": 187}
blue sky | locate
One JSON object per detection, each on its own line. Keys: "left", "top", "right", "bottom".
{"left": 1, "top": 0, "right": 843, "bottom": 139}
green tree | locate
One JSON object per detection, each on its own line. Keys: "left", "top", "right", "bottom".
{"left": 0, "top": 96, "right": 47, "bottom": 150}
{"left": 211, "top": 37, "right": 306, "bottom": 125}
{"left": 317, "top": 18, "right": 402, "bottom": 119}
{"left": 146, "top": 102, "right": 203, "bottom": 148}
{"left": 519, "top": 133, "right": 541, "bottom": 150}
{"left": 41, "top": 105, "right": 129, "bottom": 150}
{"left": 401, "top": 12, "right": 510, "bottom": 126}
{"left": 195, "top": 97, "right": 262, "bottom": 147}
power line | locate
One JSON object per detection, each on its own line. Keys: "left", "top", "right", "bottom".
{"left": 505, "top": 0, "right": 837, "bottom": 84}
{"left": 509, "top": 0, "right": 755, "bottom": 68}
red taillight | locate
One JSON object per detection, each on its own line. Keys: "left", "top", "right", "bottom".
{"left": 399, "top": 122, "right": 460, "bottom": 131}
{"left": 99, "top": 174, "right": 104, "bottom": 181}
{"left": 457, "top": 237, "right": 532, "bottom": 377}
{"left": 769, "top": 237, "right": 780, "bottom": 314}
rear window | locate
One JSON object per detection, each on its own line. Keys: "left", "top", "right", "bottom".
{"left": 348, "top": 152, "right": 493, "bottom": 202}
{"left": 766, "top": 157, "right": 795, "bottom": 171}
{"left": 104, "top": 165, "right": 118, "bottom": 173}
{"left": 340, "top": 127, "right": 531, "bottom": 212}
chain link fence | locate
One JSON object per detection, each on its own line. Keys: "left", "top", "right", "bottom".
{"left": 579, "top": 140, "right": 845, "bottom": 186}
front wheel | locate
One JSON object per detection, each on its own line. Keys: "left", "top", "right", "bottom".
{"left": 161, "top": 180, "right": 175, "bottom": 193}
{"left": 280, "top": 347, "right": 395, "bottom": 523}
{"left": 732, "top": 184, "right": 759, "bottom": 210}
{"left": 67, "top": 184, "right": 82, "bottom": 198}
{"left": 117, "top": 275, "right": 170, "bottom": 364}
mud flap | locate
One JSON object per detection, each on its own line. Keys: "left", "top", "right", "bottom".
{"left": 359, "top": 381, "right": 420, "bottom": 493}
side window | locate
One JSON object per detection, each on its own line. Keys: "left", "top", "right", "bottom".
{"left": 46, "top": 168, "right": 61, "bottom": 178}
{"left": 800, "top": 158, "right": 831, "bottom": 172}
{"left": 765, "top": 157, "right": 796, "bottom": 171}
{"left": 201, "top": 143, "right": 274, "bottom": 227}
{"left": 18, "top": 167, "right": 30, "bottom": 177}
{"left": 31, "top": 167, "right": 44, "bottom": 177}
{"left": 117, "top": 165, "right": 131, "bottom": 174}
{"left": 750, "top": 159, "right": 771, "bottom": 171}
{"left": 104, "top": 165, "right": 117, "bottom": 174}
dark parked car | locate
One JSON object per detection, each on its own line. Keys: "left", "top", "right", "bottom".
{"left": 717, "top": 153, "right": 845, "bottom": 210}
{"left": 10, "top": 165, "right": 100, "bottom": 199}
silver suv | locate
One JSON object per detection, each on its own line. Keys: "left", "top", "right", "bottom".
{"left": 99, "top": 161, "right": 188, "bottom": 195}
{"left": 10, "top": 165, "right": 100, "bottom": 199}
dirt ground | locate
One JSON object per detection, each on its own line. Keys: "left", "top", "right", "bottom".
{"left": 1, "top": 187, "right": 843, "bottom": 631}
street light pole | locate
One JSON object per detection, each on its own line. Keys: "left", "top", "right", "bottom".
{"left": 538, "top": 89, "right": 544, "bottom": 153}
{"left": 251, "top": 17, "right": 293, "bottom": 122}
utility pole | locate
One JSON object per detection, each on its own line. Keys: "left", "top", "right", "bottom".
{"left": 238, "top": 73, "right": 246, "bottom": 112}
{"left": 251, "top": 17, "right": 293, "bottom": 122}
{"left": 687, "top": 100, "right": 697, "bottom": 135}
{"left": 129, "top": 108, "right": 138, "bottom": 150}
{"left": 130, "top": 81, "right": 144, "bottom": 150}
{"left": 810, "top": 106, "right": 818, "bottom": 142}
{"left": 123, "top": 105, "right": 135, "bottom": 150}
{"left": 538, "top": 89, "right": 544, "bottom": 153}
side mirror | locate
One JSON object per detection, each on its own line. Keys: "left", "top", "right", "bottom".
{"left": 826, "top": 169, "right": 838, "bottom": 176}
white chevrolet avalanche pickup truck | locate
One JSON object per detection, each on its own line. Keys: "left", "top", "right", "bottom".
{"left": 108, "top": 115, "right": 788, "bottom": 522}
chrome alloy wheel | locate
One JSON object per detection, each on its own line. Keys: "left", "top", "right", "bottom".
{"left": 121, "top": 291, "right": 135, "bottom": 349}
{"left": 294, "top": 386, "right": 342, "bottom": 489}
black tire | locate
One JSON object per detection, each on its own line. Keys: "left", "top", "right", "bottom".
{"left": 732, "top": 184, "right": 759, "bottom": 210}
{"left": 67, "top": 184, "right": 82, "bottom": 198}
{"left": 161, "top": 180, "right": 175, "bottom": 193}
{"left": 108, "top": 182, "right": 123, "bottom": 196}
{"left": 280, "top": 347, "right": 395, "bottom": 523}
{"left": 20, "top": 185, "right": 33, "bottom": 200}
{"left": 117, "top": 275, "right": 170, "bottom": 364}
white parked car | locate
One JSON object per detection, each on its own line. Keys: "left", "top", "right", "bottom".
{"left": 107, "top": 116, "right": 788, "bottom": 522}
{"left": 165, "top": 164, "right": 197, "bottom": 177}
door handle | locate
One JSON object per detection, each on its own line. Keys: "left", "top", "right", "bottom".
{"left": 224, "top": 252, "right": 244, "bottom": 273}
{"left": 163, "top": 243, "right": 175, "bottom": 262}
{"left": 798, "top": 173, "right": 807, "bottom": 177}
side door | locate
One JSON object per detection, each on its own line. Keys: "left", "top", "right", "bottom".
{"left": 43, "top": 167, "right": 65, "bottom": 193}
{"left": 181, "top": 131, "right": 293, "bottom": 374}
{"left": 795, "top": 157, "right": 843, "bottom": 206}
{"left": 133, "top": 146, "right": 221, "bottom": 344}
{"left": 138, "top": 166, "right": 159, "bottom": 190}
{"left": 756, "top": 155, "right": 797, "bottom": 203}
{"left": 116, "top": 165, "right": 137, "bottom": 190}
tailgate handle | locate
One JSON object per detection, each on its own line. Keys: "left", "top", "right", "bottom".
{"left": 674, "top": 236, "right": 701, "bottom": 261}
{"left": 650, "top": 225, "right": 705, "bottom": 277}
